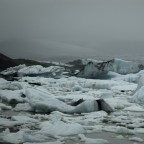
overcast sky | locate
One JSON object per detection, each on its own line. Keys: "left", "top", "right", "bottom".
{"left": 0, "top": 0, "right": 144, "bottom": 61}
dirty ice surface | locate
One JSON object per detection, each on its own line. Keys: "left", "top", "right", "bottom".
{"left": 0, "top": 60, "right": 144, "bottom": 144}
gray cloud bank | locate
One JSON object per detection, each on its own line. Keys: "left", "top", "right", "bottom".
{"left": 0, "top": 0, "right": 144, "bottom": 61}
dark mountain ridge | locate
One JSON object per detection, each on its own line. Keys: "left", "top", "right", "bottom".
{"left": 0, "top": 53, "right": 17, "bottom": 71}
{"left": 0, "top": 53, "right": 57, "bottom": 71}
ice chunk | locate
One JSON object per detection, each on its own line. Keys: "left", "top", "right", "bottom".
{"left": 134, "top": 74, "right": 144, "bottom": 93}
{"left": 0, "top": 103, "right": 12, "bottom": 110}
{"left": 0, "top": 81, "right": 30, "bottom": 90}
{"left": 111, "top": 58, "right": 141, "bottom": 75}
{"left": 132, "top": 86, "right": 144, "bottom": 105}
{"left": 72, "top": 85, "right": 82, "bottom": 91}
{"left": 129, "top": 137, "right": 144, "bottom": 142}
{"left": 134, "top": 128, "right": 144, "bottom": 134}
{"left": 14, "top": 103, "right": 32, "bottom": 111}
{"left": 77, "top": 58, "right": 142, "bottom": 78}
{"left": 23, "top": 132, "right": 54, "bottom": 143}
{"left": 116, "top": 135, "right": 124, "bottom": 139}
{"left": 25, "top": 88, "right": 113, "bottom": 114}
{"left": 102, "top": 126, "right": 117, "bottom": 133}
{"left": 39, "top": 121, "right": 84, "bottom": 136}
{"left": 116, "top": 126, "right": 134, "bottom": 134}
{"left": 71, "top": 100, "right": 99, "bottom": 113}
{"left": 77, "top": 60, "right": 109, "bottom": 78}
{"left": 0, "top": 90, "right": 26, "bottom": 104}
{"left": 25, "top": 88, "right": 74, "bottom": 113}
{"left": 11, "top": 115, "right": 38, "bottom": 123}
{"left": 0, "top": 64, "right": 26, "bottom": 75}
{"left": 78, "top": 134, "right": 109, "bottom": 144}
{"left": 1, "top": 130, "right": 24, "bottom": 144}
{"left": 123, "top": 105, "right": 144, "bottom": 112}
{"left": 18, "top": 65, "right": 65, "bottom": 78}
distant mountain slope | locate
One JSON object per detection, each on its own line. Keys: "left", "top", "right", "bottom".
{"left": 0, "top": 53, "right": 66, "bottom": 72}
{"left": 0, "top": 53, "right": 17, "bottom": 71}
{"left": 14, "top": 59, "right": 56, "bottom": 67}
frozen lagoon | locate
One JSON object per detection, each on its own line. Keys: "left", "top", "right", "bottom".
{"left": 0, "top": 61, "right": 144, "bottom": 144}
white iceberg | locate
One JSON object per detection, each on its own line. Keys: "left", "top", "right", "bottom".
{"left": 111, "top": 58, "right": 141, "bottom": 74}
{"left": 18, "top": 65, "right": 65, "bottom": 78}
{"left": 25, "top": 88, "right": 113, "bottom": 114}
{"left": 78, "top": 58, "right": 142, "bottom": 78}
{"left": 0, "top": 65, "right": 26, "bottom": 80}
{"left": 0, "top": 64, "right": 26, "bottom": 75}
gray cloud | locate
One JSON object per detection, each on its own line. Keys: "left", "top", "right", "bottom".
{"left": 0, "top": 0, "right": 144, "bottom": 61}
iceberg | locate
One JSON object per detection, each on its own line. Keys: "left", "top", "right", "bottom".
{"left": 18, "top": 65, "right": 65, "bottom": 78}
{"left": 0, "top": 64, "right": 26, "bottom": 76}
{"left": 77, "top": 58, "right": 142, "bottom": 78}
{"left": 25, "top": 88, "right": 114, "bottom": 114}
{"left": 0, "top": 65, "right": 65, "bottom": 79}
{"left": 111, "top": 58, "right": 142, "bottom": 74}
{"left": 0, "top": 64, "right": 26, "bottom": 80}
